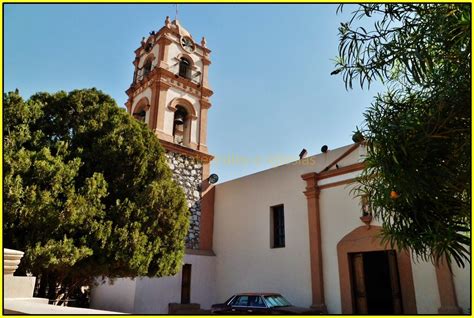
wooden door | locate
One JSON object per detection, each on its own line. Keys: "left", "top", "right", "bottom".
{"left": 351, "top": 253, "right": 368, "bottom": 314}
{"left": 387, "top": 251, "right": 403, "bottom": 314}
{"left": 181, "top": 264, "right": 192, "bottom": 304}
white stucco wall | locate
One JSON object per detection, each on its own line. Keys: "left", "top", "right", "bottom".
{"left": 213, "top": 145, "right": 360, "bottom": 309}
{"left": 90, "top": 254, "right": 215, "bottom": 314}
{"left": 185, "top": 253, "right": 217, "bottom": 310}
{"left": 151, "top": 43, "right": 160, "bottom": 67}
{"left": 166, "top": 41, "right": 183, "bottom": 70}
{"left": 452, "top": 260, "right": 471, "bottom": 314}
{"left": 412, "top": 256, "right": 472, "bottom": 314}
{"left": 90, "top": 277, "right": 136, "bottom": 313}
{"left": 213, "top": 170, "right": 313, "bottom": 307}
{"left": 319, "top": 183, "right": 361, "bottom": 313}
{"left": 132, "top": 253, "right": 216, "bottom": 313}
{"left": 410, "top": 260, "right": 440, "bottom": 314}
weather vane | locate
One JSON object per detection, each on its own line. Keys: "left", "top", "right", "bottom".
{"left": 175, "top": 4, "right": 179, "bottom": 21}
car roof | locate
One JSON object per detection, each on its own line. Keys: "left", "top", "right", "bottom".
{"left": 236, "top": 292, "right": 282, "bottom": 296}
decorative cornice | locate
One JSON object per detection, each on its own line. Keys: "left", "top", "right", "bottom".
{"left": 164, "top": 69, "right": 201, "bottom": 90}
{"left": 126, "top": 67, "right": 214, "bottom": 100}
{"left": 157, "top": 34, "right": 172, "bottom": 46}
{"left": 201, "top": 87, "right": 213, "bottom": 98}
{"left": 185, "top": 248, "right": 215, "bottom": 256}
{"left": 302, "top": 173, "right": 320, "bottom": 198}
{"left": 302, "top": 172, "right": 318, "bottom": 181}
{"left": 196, "top": 43, "right": 211, "bottom": 55}
{"left": 160, "top": 139, "right": 214, "bottom": 163}
{"left": 134, "top": 37, "right": 155, "bottom": 56}
{"left": 302, "top": 172, "right": 319, "bottom": 190}
{"left": 200, "top": 99, "right": 212, "bottom": 109}
{"left": 134, "top": 27, "right": 211, "bottom": 59}
{"left": 157, "top": 81, "right": 171, "bottom": 90}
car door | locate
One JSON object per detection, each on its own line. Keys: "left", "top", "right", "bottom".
{"left": 247, "top": 296, "right": 268, "bottom": 314}
{"left": 229, "top": 295, "right": 249, "bottom": 314}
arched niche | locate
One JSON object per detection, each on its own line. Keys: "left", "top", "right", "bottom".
{"left": 168, "top": 98, "right": 197, "bottom": 146}
{"left": 131, "top": 97, "right": 151, "bottom": 123}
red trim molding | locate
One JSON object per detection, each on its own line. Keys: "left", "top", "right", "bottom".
{"left": 435, "top": 258, "right": 463, "bottom": 314}
{"left": 319, "top": 178, "right": 356, "bottom": 190}
{"left": 300, "top": 158, "right": 365, "bottom": 313}
{"left": 318, "top": 162, "right": 364, "bottom": 180}
{"left": 126, "top": 67, "right": 213, "bottom": 100}
{"left": 301, "top": 173, "right": 327, "bottom": 313}
{"left": 199, "top": 186, "right": 215, "bottom": 252}
{"left": 320, "top": 144, "right": 360, "bottom": 172}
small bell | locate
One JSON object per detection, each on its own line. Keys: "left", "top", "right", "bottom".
{"left": 174, "top": 110, "right": 186, "bottom": 125}
{"left": 133, "top": 110, "right": 146, "bottom": 118}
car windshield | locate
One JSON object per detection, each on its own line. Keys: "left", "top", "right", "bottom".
{"left": 264, "top": 295, "right": 292, "bottom": 307}
{"left": 225, "top": 296, "right": 236, "bottom": 305}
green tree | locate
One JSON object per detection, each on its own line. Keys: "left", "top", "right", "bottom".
{"left": 333, "top": 4, "right": 470, "bottom": 266}
{"left": 4, "top": 88, "right": 189, "bottom": 304}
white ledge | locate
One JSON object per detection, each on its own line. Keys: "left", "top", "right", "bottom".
{"left": 5, "top": 298, "right": 126, "bottom": 315}
{"left": 4, "top": 248, "right": 25, "bottom": 255}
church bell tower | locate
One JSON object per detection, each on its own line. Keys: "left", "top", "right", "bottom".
{"left": 125, "top": 17, "right": 214, "bottom": 250}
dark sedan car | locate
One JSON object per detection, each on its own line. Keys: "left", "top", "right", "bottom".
{"left": 211, "top": 293, "right": 321, "bottom": 315}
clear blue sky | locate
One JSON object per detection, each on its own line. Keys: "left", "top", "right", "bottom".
{"left": 5, "top": 4, "right": 384, "bottom": 182}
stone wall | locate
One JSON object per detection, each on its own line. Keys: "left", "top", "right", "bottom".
{"left": 165, "top": 151, "right": 202, "bottom": 249}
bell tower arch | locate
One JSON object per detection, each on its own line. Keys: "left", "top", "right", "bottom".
{"left": 125, "top": 17, "right": 215, "bottom": 251}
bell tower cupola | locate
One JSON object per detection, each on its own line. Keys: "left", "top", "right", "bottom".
{"left": 126, "top": 17, "right": 213, "bottom": 155}
{"left": 125, "top": 17, "right": 215, "bottom": 251}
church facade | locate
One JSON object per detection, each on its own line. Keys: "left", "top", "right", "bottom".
{"left": 90, "top": 18, "right": 470, "bottom": 314}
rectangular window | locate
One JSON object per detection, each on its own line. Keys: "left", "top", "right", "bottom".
{"left": 271, "top": 204, "right": 285, "bottom": 248}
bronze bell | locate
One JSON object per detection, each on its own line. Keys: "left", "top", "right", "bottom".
{"left": 133, "top": 110, "right": 146, "bottom": 118}
{"left": 174, "top": 110, "right": 185, "bottom": 125}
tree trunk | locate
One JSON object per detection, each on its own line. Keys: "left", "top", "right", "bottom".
{"left": 47, "top": 273, "right": 57, "bottom": 304}
{"left": 36, "top": 272, "right": 48, "bottom": 298}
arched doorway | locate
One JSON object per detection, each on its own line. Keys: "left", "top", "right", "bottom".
{"left": 337, "top": 226, "right": 417, "bottom": 314}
